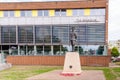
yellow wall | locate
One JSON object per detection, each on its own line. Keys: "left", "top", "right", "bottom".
{"left": 49, "top": 10, "right": 55, "bottom": 16}
{"left": 84, "top": 9, "right": 90, "bottom": 16}
{"left": 0, "top": 11, "right": 3, "bottom": 17}
{"left": 15, "top": 10, "right": 20, "bottom": 17}
{"left": 66, "top": 9, "right": 72, "bottom": 16}
{"left": 32, "top": 10, "right": 38, "bottom": 17}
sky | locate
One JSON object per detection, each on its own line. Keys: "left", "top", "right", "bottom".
{"left": 0, "top": 0, "right": 119, "bottom": 41}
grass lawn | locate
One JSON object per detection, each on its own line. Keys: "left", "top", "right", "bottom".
{"left": 0, "top": 66, "right": 120, "bottom": 80}
{"left": 0, "top": 66, "right": 61, "bottom": 80}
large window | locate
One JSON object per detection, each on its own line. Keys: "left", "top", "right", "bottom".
{"left": 52, "top": 25, "right": 69, "bottom": 44}
{"left": 70, "top": 24, "right": 105, "bottom": 45}
{"left": 87, "top": 24, "right": 105, "bottom": 43}
{"left": 18, "top": 26, "right": 33, "bottom": 43}
{"left": 1, "top": 26, "right": 16, "bottom": 43}
{"left": 35, "top": 25, "right": 51, "bottom": 43}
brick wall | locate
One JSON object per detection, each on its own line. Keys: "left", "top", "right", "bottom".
{"left": 6, "top": 56, "right": 111, "bottom": 66}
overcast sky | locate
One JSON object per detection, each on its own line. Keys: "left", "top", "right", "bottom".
{"left": 0, "top": 0, "right": 119, "bottom": 41}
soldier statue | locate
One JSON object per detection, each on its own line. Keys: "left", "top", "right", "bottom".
{"left": 70, "top": 27, "right": 77, "bottom": 52}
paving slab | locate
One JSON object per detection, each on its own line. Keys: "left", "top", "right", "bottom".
{"left": 26, "top": 70, "right": 105, "bottom": 80}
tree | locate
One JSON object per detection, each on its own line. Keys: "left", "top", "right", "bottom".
{"left": 75, "top": 46, "right": 83, "bottom": 54}
{"left": 111, "top": 47, "right": 119, "bottom": 57}
{"left": 97, "top": 46, "right": 104, "bottom": 55}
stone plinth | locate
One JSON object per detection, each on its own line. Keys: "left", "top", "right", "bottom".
{"left": 0, "top": 54, "right": 1, "bottom": 63}
{"left": 0, "top": 63, "right": 12, "bottom": 71}
{"left": 62, "top": 52, "right": 82, "bottom": 74}
{"left": 0, "top": 54, "right": 12, "bottom": 71}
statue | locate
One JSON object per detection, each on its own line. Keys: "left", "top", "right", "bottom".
{"left": 70, "top": 27, "right": 77, "bottom": 52}
{"left": 62, "top": 27, "right": 82, "bottom": 75}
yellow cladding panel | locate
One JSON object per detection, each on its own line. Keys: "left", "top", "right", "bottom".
{"left": 15, "top": 10, "right": 20, "bottom": 17}
{"left": 67, "top": 9, "right": 72, "bottom": 16}
{"left": 84, "top": 9, "right": 90, "bottom": 16}
{"left": 0, "top": 11, "right": 3, "bottom": 17}
{"left": 49, "top": 10, "right": 55, "bottom": 16}
{"left": 32, "top": 10, "right": 38, "bottom": 17}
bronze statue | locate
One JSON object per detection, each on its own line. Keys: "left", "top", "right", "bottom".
{"left": 70, "top": 27, "right": 77, "bottom": 52}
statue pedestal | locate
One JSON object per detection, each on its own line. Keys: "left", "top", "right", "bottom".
{"left": 62, "top": 52, "right": 82, "bottom": 75}
{"left": 0, "top": 54, "right": 12, "bottom": 71}
{"left": 0, "top": 54, "right": 1, "bottom": 63}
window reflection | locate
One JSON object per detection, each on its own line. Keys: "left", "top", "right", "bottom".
{"left": 35, "top": 25, "right": 51, "bottom": 43}
{"left": 75, "top": 45, "right": 107, "bottom": 55}
{"left": 18, "top": 26, "right": 33, "bottom": 43}
{"left": 52, "top": 25, "right": 69, "bottom": 44}
{"left": 1, "top": 26, "right": 16, "bottom": 43}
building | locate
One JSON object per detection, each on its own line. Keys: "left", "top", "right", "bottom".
{"left": 0, "top": 0, "right": 110, "bottom": 66}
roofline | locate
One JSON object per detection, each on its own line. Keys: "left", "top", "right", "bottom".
{"left": 0, "top": 0, "right": 108, "bottom": 10}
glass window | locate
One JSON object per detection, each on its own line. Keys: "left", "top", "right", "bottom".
{"left": 61, "top": 9, "right": 66, "bottom": 16}
{"left": 44, "top": 45, "right": 51, "bottom": 55}
{"left": 20, "top": 11, "right": 26, "bottom": 17}
{"left": 4, "top": 11, "right": 9, "bottom": 17}
{"left": 52, "top": 25, "right": 69, "bottom": 44}
{"left": 38, "top": 10, "right": 43, "bottom": 16}
{"left": 1, "top": 26, "right": 16, "bottom": 43}
{"left": 55, "top": 9, "right": 60, "bottom": 16}
{"left": 55, "top": 9, "right": 66, "bottom": 16}
{"left": 90, "top": 9, "right": 105, "bottom": 15}
{"left": 69, "top": 24, "right": 105, "bottom": 45}
{"left": 36, "top": 46, "right": 43, "bottom": 55}
{"left": 26, "top": 10, "right": 32, "bottom": 17}
{"left": 72, "top": 9, "right": 78, "bottom": 16}
{"left": 99, "top": 9, "right": 105, "bottom": 15}
{"left": 78, "top": 9, "right": 84, "bottom": 16}
{"left": 9, "top": 11, "right": 14, "bottom": 17}
{"left": 75, "top": 45, "right": 107, "bottom": 56}
{"left": 44, "top": 10, "right": 49, "bottom": 16}
{"left": 87, "top": 24, "right": 105, "bottom": 43}
{"left": 18, "top": 26, "right": 33, "bottom": 43}
{"left": 70, "top": 25, "right": 87, "bottom": 44}
{"left": 35, "top": 25, "right": 51, "bottom": 43}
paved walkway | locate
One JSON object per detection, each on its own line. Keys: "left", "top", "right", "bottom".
{"left": 26, "top": 70, "right": 105, "bottom": 80}
{"left": 109, "top": 63, "right": 120, "bottom": 67}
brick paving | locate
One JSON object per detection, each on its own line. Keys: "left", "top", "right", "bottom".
{"left": 26, "top": 70, "right": 105, "bottom": 80}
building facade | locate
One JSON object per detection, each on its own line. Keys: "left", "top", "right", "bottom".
{"left": 0, "top": 0, "right": 110, "bottom": 66}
